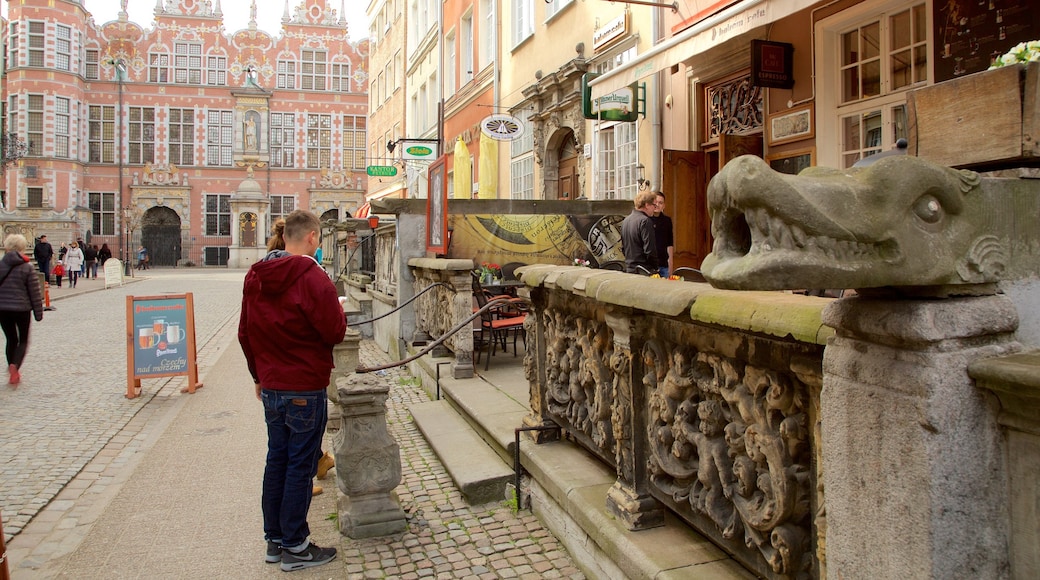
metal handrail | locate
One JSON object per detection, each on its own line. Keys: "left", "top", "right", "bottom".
{"left": 356, "top": 296, "right": 529, "bottom": 373}
{"left": 349, "top": 281, "right": 450, "bottom": 326}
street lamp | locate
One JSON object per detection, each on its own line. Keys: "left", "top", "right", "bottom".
{"left": 108, "top": 58, "right": 130, "bottom": 275}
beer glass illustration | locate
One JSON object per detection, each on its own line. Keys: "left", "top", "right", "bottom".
{"left": 167, "top": 324, "right": 186, "bottom": 344}
{"left": 152, "top": 318, "right": 166, "bottom": 336}
{"left": 138, "top": 327, "right": 156, "bottom": 349}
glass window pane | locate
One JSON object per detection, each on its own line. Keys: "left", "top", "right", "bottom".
{"left": 890, "top": 9, "right": 910, "bottom": 50}
{"left": 913, "top": 46, "right": 928, "bottom": 83}
{"left": 862, "top": 60, "right": 881, "bottom": 97}
{"left": 891, "top": 50, "right": 911, "bottom": 90}
{"left": 842, "top": 31, "right": 858, "bottom": 66}
{"left": 842, "top": 67, "right": 860, "bottom": 103}
{"left": 862, "top": 22, "right": 879, "bottom": 59}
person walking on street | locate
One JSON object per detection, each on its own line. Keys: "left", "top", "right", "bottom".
{"left": 84, "top": 244, "right": 99, "bottom": 279}
{"left": 136, "top": 246, "right": 149, "bottom": 270}
{"left": 76, "top": 238, "right": 87, "bottom": 276}
{"left": 58, "top": 243, "right": 68, "bottom": 262}
{"left": 64, "top": 242, "right": 84, "bottom": 288}
{"left": 33, "top": 235, "right": 54, "bottom": 283}
{"left": 98, "top": 243, "right": 112, "bottom": 266}
{"left": 650, "top": 191, "right": 674, "bottom": 277}
{"left": 0, "top": 234, "right": 45, "bottom": 386}
{"left": 238, "top": 210, "right": 346, "bottom": 572}
{"left": 621, "top": 190, "right": 660, "bottom": 275}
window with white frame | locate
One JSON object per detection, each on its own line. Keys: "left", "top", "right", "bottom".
{"left": 394, "top": 51, "right": 402, "bottom": 90}
{"left": 510, "top": 109, "right": 534, "bottom": 199}
{"left": 128, "top": 107, "right": 155, "bottom": 164}
{"left": 149, "top": 52, "right": 170, "bottom": 83}
{"left": 544, "top": 0, "right": 573, "bottom": 20}
{"left": 819, "top": 1, "right": 927, "bottom": 168}
{"left": 55, "top": 97, "right": 70, "bottom": 158}
{"left": 596, "top": 121, "right": 638, "bottom": 200}
{"left": 28, "top": 21, "right": 44, "bottom": 67}
{"left": 85, "top": 49, "right": 99, "bottom": 80}
{"left": 332, "top": 60, "right": 352, "bottom": 92}
{"left": 270, "top": 195, "right": 295, "bottom": 223}
{"left": 7, "top": 96, "right": 16, "bottom": 138}
{"left": 384, "top": 62, "right": 392, "bottom": 101}
{"left": 206, "top": 110, "right": 233, "bottom": 166}
{"left": 418, "top": 84, "right": 428, "bottom": 131}
{"left": 461, "top": 12, "right": 474, "bottom": 84}
{"left": 174, "top": 42, "right": 202, "bottom": 84}
{"left": 445, "top": 31, "right": 457, "bottom": 97}
{"left": 55, "top": 25, "right": 71, "bottom": 71}
{"left": 270, "top": 112, "right": 295, "bottom": 168}
{"left": 168, "top": 108, "right": 194, "bottom": 165}
{"left": 479, "top": 0, "right": 493, "bottom": 70}
{"left": 301, "top": 50, "right": 327, "bottom": 91}
{"left": 306, "top": 113, "right": 332, "bottom": 169}
{"left": 277, "top": 59, "right": 296, "bottom": 89}
{"left": 205, "top": 194, "right": 231, "bottom": 236}
{"left": 207, "top": 54, "right": 227, "bottom": 85}
{"left": 512, "top": 0, "right": 533, "bottom": 47}
{"left": 89, "top": 192, "right": 116, "bottom": 235}
{"left": 9, "top": 23, "right": 19, "bottom": 69}
{"left": 27, "top": 94, "right": 43, "bottom": 156}
{"left": 342, "top": 115, "right": 366, "bottom": 170}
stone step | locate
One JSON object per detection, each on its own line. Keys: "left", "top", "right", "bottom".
{"left": 409, "top": 399, "right": 514, "bottom": 505}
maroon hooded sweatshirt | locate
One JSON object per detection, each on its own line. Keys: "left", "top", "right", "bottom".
{"left": 238, "top": 253, "right": 346, "bottom": 391}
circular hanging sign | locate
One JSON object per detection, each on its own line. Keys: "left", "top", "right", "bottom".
{"left": 481, "top": 114, "right": 525, "bottom": 141}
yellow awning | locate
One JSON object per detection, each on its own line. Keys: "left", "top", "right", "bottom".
{"left": 453, "top": 137, "right": 471, "bottom": 199}
{"left": 478, "top": 133, "right": 498, "bottom": 200}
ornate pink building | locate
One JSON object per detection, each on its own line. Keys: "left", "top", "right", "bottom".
{"left": 1, "top": 0, "right": 369, "bottom": 267}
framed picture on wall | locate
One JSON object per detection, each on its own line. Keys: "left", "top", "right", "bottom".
{"left": 765, "top": 148, "right": 815, "bottom": 176}
{"left": 427, "top": 155, "right": 448, "bottom": 255}
{"left": 767, "top": 104, "right": 814, "bottom": 146}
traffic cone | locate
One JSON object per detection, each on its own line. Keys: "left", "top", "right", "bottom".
{"left": 44, "top": 281, "right": 55, "bottom": 311}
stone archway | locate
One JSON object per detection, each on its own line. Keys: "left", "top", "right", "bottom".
{"left": 543, "top": 128, "right": 577, "bottom": 200}
{"left": 141, "top": 206, "right": 182, "bottom": 267}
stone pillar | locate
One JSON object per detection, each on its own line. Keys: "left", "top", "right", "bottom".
{"left": 821, "top": 295, "right": 1017, "bottom": 579}
{"left": 327, "top": 328, "right": 361, "bottom": 430}
{"left": 970, "top": 349, "right": 1040, "bottom": 580}
{"left": 521, "top": 287, "right": 559, "bottom": 443}
{"left": 333, "top": 372, "right": 407, "bottom": 538}
{"left": 449, "top": 269, "right": 474, "bottom": 378}
{"left": 603, "top": 311, "right": 663, "bottom": 531}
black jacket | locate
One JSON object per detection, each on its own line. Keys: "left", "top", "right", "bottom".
{"left": 33, "top": 241, "right": 53, "bottom": 263}
{"left": 0, "top": 251, "right": 44, "bottom": 320}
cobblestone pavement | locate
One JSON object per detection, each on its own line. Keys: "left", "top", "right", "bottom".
{"left": 0, "top": 269, "right": 246, "bottom": 539}
{"left": 3, "top": 269, "right": 585, "bottom": 579}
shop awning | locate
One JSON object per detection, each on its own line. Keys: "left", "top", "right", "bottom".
{"left": 354, "top": 202, "right": 371, "bottom": 218}
{"left": 589, "top": 0, "right": 811, "bottom": 99}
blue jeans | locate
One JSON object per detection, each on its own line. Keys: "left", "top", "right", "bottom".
{"left": 658, "top": 266, "right": 669, "bottom": 278}
{"left": 261, "top": 389, "right": 327, "bottom": 548}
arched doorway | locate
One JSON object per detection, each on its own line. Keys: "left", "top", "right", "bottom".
{"left": 141, "top": 206, "right": 182, "bottom": 267}
{"left": 543, "top": 128, "right": 579, "bottom": 200}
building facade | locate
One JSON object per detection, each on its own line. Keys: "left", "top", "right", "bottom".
{"left": 1, "top": 0, "right": 369, "bottom": 267}
{"left": 366, "top": 0, "right": 408, "bottom": 204}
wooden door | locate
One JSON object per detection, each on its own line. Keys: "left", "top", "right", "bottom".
{"left": 720, "top": 133, "right": 763, "bottom": 164}
{"left": 662, "top": 150, "right": 709, "bottom": 270}
{"left": 557, "top": 155, "right": 578, "bottom": 200}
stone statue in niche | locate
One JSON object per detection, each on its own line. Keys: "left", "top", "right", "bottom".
{"left": 244, "top": 111, "right": 260, "bottom": 152}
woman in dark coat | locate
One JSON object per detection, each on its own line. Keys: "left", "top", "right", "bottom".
{"left": 98, "top": 243, "right": 112, "bottom": 265}
{"left": 0, "top": 234, "right": 44, "bottom": 386}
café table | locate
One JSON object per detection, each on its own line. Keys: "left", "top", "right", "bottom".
{"left": 481, "top": 279, "right": 525, "bottom": 297}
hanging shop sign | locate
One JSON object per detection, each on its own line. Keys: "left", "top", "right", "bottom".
{"left": 480, "top": 114, "right": 525, "bottom": 141}
{"left": 582, "top": 73, "right": 644, "bottom": 122}
{"left": 401, "top": 140, "right": 439, "bottom": 160}
{"left": 751, "top": 40, "right": 794, "bottom": 89}
{"left": 367, "top": 165, "right": 399, "bottom": 176}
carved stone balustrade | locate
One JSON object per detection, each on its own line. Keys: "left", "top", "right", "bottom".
{"left": 407, "top": 258, "right": 475, "bottom": 379}
{"left": 519, "top": 264, "right": 832, "bottom": 580}
{"left": 333, "top": 372, "right": 407, "bottom": 538}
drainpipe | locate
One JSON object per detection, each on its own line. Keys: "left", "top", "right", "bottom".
{"left": 650, "top": 5, "right": 663, "bottom": 189}
{"left": 115, "top": 59, "right": 131, "bottom": 276}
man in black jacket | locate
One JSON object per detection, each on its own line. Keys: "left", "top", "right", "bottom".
{"left": 33, "top": 235, "right": 54, "bottom": 283}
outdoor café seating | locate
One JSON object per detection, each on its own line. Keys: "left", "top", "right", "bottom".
{"left": 471, "top": 271, "right": 527, "bottom": 371}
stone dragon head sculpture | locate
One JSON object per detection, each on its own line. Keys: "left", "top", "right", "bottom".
{"left": 699, "top": 155, "right": 1037, "bottom": 295}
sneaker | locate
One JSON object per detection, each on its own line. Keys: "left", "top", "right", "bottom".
{"left": 280, "top": 541, "right": 337, "bottom": 572}
{"left": 265, "top": 540, "right": 281, "bottom": 564}
{"left": 312, "top": 485, "right": 323, "bottom": 496}
{"left": 316, "top": 451, "right": 335, "bottom": 480}
{"left": 8, "top": 364, "right": 20, "bottom": 386}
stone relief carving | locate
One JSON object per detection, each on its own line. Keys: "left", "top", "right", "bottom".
{"left": 644, "top": 338, "right": 813, "bottom": 578}
{"left": 543, "top": 311, "right": 615, "bottom": 456}
{"left": 140, "top": 163, "right": 180, "bottom": 186}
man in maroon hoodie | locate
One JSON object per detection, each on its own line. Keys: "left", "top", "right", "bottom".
{"left": 238, "top": 210, "right": 346, "bottom": 572}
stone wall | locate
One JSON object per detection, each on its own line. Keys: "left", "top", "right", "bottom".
{"left": 519, "top": 265, "right": 832, "bottom": 580}
{"left": 408, "top": 258, "right": 475, "bottom": 379}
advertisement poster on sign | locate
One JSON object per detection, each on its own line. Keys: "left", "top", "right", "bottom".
{"left": 125, "top": 293, "right": 201, "bottom": 398}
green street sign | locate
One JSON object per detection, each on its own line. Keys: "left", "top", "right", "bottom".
{"left": 367, "top": 165, "right": 398, "bottom": 177}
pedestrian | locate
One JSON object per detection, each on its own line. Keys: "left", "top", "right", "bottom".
{"left": 238, "top": 210, "right": 345, "bottom": 572}
{"left": 33, "top": 234, "right": 54, "bottom": 283}
{"left": 53, "top": 260, "right": 65, "bottom": 287}
{"left": 64, "top": 242, "right": 84, "bottom": 288}
{"left": 0, "top": 233, "right": 45, "bottom": 386}
{"left": 98, "top": 243, "right": 112, "bottom": 266}
{"left": 136, "top": 246, "right": 149, "bottom": 270}
{"left": 84, "top": 243, "right": 99, "bottom": 279}
{"left": 650, "top": 191, "right": 674, "bottom": 277}
{"left": 264, "top": 217, "right": 336, "bottom": 498}
{"left": 76, "top": 238, "right": 86, "bottom": 275}
{"left": 58, "top": 243, "right": 68, "bottom": 262}
{"left": 621, "top": 190, "right": 660, "bottom": 275}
